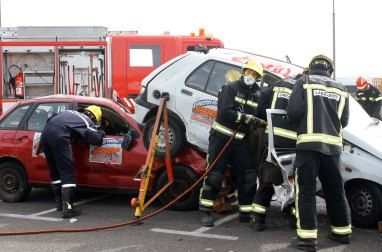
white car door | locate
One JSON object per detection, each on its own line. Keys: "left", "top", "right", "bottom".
{"left": 176, "top": 60, "right": 241, "bottom": 152}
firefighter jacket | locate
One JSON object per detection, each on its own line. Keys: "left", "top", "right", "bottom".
{"left": 211, "top": 79, "right": 259, "bottom": 142}
{"left": 287, "top": 69, "right": 349, "bottom": 155}
{"left": 356, "top": 84, "right": 382, "bottom": 119}
{"left": 258, "top": 76, "right": 300, "bottom": 147}
{"left": 45, "top": 110, "right": 104, "bottom": 146}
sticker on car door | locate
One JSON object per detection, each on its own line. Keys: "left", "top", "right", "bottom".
{"left": 89, "top": 138, "right": 123, "bottom": 164}
{"left": 191, "top": 99, "right": 217, "bottom": 126}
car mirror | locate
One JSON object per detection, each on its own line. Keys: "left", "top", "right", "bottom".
{"left": 121, "top": 132, "right": 133, "bottom": 151}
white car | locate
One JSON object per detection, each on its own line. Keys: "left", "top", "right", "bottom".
{"left": 135, "top": 48, "right": 382, "bottom": 227}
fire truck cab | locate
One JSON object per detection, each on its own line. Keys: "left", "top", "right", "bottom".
{"left": 0, "top": 26, "right": 223, "bottom": 114}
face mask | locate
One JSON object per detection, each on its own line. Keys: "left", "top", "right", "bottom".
{"left": 243, "top": 75, "right": 255, "bottom": 86}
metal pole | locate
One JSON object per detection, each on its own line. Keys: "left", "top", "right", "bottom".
{"left": 332, "top": 0, "right": 336, "bottom": 79}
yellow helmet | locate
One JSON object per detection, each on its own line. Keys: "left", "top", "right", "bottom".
{"left": 85, "top": 105, "right": 102, "bottom": 124}
{"left": 225, "top": 69, "right": 241, "bottom": 83}
{"left": 242, "top": 60, "right": 264, "bottom": 78}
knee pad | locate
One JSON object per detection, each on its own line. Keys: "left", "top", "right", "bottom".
{"left": 206, "top": 171, "right": 224, "bottom": 191}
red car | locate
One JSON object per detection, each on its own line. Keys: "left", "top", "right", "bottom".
{"left": 0, "top": 95, "right": 206, "bottom": 210}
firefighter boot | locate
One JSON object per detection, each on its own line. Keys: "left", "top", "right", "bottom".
{"left": 239, "top": 212, "right": 250, "bottom": 222}
{"left": 62, "top": 187, "right": 81, "bottom": 218}
{"left": 200, "top": 210, "right": 214, "bottom": 227}
{"left": 250, "top": 218, "right": 266, "bottom": 232}
{"left": 291, "top": 237, "right": 317, "bottom": 251}
{"left": 328, "top": 233, "right": 350, "bottom": 244}
{"left": 52, "top": 184, "right": 62, "bottom": 211}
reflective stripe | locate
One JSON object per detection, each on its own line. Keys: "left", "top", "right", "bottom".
{"left": 295, "top": 168, "right": 301, "bottom": 229}
{"left": 246, "top": 100, "right": 258, "bottom": 108}
{"left": 303, "top": 84, "right": 348, "bottom": 97}
{"left": 235, "top": 96, "right": 258, "bottom": 108}
{"left": 297, "top": 133, "right": 342, "bottom": 147}
{"left": 239, "top": 205, "right": 252, "bottom": 212}
{"left": 62, "top": 184, "right": 76, "bottom": 188}
{"left": 297, "top": 229, "right": 318, "bottom": 239}
{"left": 274, "top": 86, "right": 292, "bottom": 94}
{"left": 291, "top": 207, "right": 296, "bottom": 216}
{"left": 67, "top": 110, "right": 97, "bottom": 132}
{"left": 274, "top": 127, "right": 297, "bottom": 140}
{"left": 235, "top": 96, "right": 246, "bottom": 104}
{"left": 375, "top": 96, "right": 382, "bottom": 101}
{"left": 51, "top": 180, "right": 61, "bottom": 184}
{"left": 200, "top": 199, "right": 214, "bottom": 207}
{"left": 251, "top": 203, "right": 267, "bottom": 214}
{"left": 211, "top": 121, "right": 245, "bottom": 139}
{"left": 357, "top": 97, "right": 366, "bottom": 101}
{"left": 245, "top": 114, "right": 252, "bottom": 124}
{"left": 331, "top": 225, "right": 352, "bottom": 235}
{"left": 307, "top": 88, "right": 313, "bottom": 133}
{"left": 235, "top": 112, "right": 242, "bottom": 123}
{"left": 338, "top": 95, "right": 346, "bottom": 118}
{"left": 271, "top": 91, "right": 279, "bottom": 109}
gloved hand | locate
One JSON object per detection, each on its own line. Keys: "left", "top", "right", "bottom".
{"left": 245, "top": 114, "right": 267, "bottom": 126}
{"left": 245, "top": 114, "right": 257, "bottom": 125}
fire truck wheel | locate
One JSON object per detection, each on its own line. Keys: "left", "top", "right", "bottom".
{"left": 156, "top": 165, "right": 199, "bottom": 211}
{"left": 143, "top": 115, "right": 186, "bottom": 158}
{"left": 0, "top": 161, "right": 32, "bottom": 203}
{"left": 346, "top": 181, "right": 382, "bottom": 228}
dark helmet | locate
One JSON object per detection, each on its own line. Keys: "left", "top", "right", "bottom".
{"left": 309, "top": 55, "right": 334, "bottom": 76}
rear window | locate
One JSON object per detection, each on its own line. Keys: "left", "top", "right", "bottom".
{"left": 0, "top": 104, "right": 30, "bottom": 130}
{"left": 27, "top": 103, "right": 68, "bottom": 132}
{"left": 186, "top": 60, "right": 241, "bottom": 96}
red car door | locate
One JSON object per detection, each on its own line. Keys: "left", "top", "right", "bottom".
{"left": 74, "top": 103, "right": 145, "bottom": 188}
{"left": 16, "top": 102, "right": 70, "bottom": 183}
{"left": 0, "top": 104, "right": 31, "bottom": 159}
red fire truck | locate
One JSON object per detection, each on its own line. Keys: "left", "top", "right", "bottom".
{"left": 0, "top": 26, "right": 223, "bottom": 113}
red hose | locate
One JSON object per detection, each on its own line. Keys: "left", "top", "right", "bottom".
{"left": 0, "top": 129, "right": 238, "bottom": 236}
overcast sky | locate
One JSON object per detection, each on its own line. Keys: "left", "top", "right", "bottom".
{"left": 2, "top": 0, "right": 381, "bottom": 78}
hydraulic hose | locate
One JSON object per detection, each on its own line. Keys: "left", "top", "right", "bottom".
{"left": 0, "top": 127, "right": 240, "bottom": 236}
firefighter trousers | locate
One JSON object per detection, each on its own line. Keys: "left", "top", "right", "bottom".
{"left": 252, "top": 183, "right": 295, "bottom": 222}
{"left": 199, "top": 133, "right": 257, "bottom": 214}
{"left": 41, "top": 131, "right": 76, "bottom": 186}
{"left": 294, "top": 150, "right": 351, "bottom": 240}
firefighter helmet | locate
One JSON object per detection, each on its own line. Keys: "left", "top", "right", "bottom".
{"left": 85, "top": 105, "right": 102, "bottom": 124}
{"left": 302, "top": 67, "right": 310, "bottom": 74}
{"left": 309, "top": 55, "right": 334, "bottom": 75}
{"left": 356, "top": 76, "right": 368, "bottom": 90}
{"left": 225, "top": 69, "right": 241, "bottom": 83}
{"left": 242, "top": 60, "right": 264, "bottom": 79}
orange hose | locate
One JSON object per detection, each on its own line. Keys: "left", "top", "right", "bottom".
{"left": 0, "top": 128, "right": 239, "bottom": 236}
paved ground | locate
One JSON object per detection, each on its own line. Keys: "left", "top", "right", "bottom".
{"left": 0, "top": 188, "right": 381, "bottom": 252}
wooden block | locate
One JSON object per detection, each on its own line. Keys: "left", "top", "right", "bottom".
{"left": 378, "top": 221, "right": 382, "bottom": 233}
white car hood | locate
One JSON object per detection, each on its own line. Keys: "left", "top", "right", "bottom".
{"left": 344, "top": 123, "right": 382, "bottom": 159}
{"left": 343, "top": 97, "right": 382, "bottom": 159}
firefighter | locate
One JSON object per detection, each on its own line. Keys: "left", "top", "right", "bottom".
{"left": 250, "top": 70, "right": 308, "bottom": 232}
{"left": 355, "top": 76, "right": 382, "bottom": 120}
{"left": 199, "top": 60, "right": 263, "bottom": 227}
{"left": 41, "top": 105, "right": 104, "bottom": 218}
{"left": 287, "top": 55, "right": 351, "bottom": 250}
